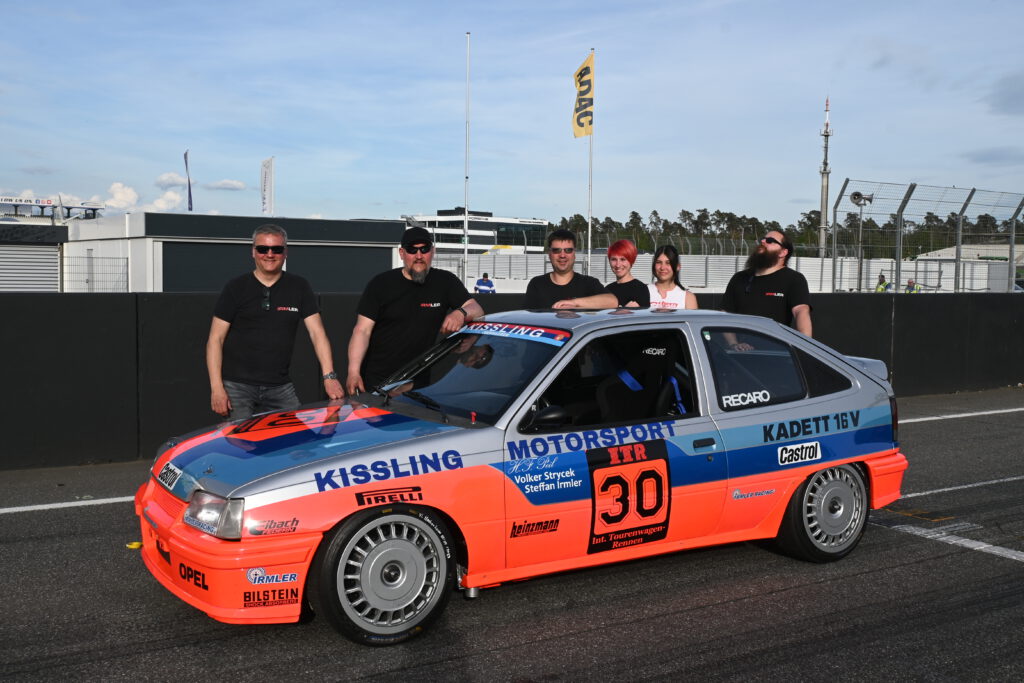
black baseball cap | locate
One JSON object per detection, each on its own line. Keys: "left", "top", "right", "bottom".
{"left": 401, "top": 227, "right": 434, "bottom": 249}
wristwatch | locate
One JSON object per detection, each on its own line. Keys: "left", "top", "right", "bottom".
{"left": 322, "top": 371, "right": 338, "bottom": 380}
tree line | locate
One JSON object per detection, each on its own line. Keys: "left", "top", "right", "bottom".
{"left": 553, "top": 208, "right": 1017, "bottom": 259}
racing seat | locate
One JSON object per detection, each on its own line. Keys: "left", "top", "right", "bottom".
{"left": 595, "top": 344, "right": 666, "bottom": 422}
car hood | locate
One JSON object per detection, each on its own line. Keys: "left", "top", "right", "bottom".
{"left": 153, "top": 403, "right": 460, "bottom": 501}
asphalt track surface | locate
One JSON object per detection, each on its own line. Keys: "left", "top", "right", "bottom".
{"left": 2, "top": 388, "right": 1023, "bottom": 682}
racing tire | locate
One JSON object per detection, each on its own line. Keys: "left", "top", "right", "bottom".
{"left": 776, "top": 465, "right": 867, "bottom": 563}
{"left": 308, "top": 505, "right": 455, "bottom": 646}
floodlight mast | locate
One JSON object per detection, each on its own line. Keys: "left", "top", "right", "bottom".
{"left": 818, "top": 97, "right": 832, "bottom": 258}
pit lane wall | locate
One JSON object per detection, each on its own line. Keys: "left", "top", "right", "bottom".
{"left": 2, "top": 292, "right": 1022, "bottom": 469}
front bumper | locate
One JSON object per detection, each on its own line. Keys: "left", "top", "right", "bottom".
{"left": 135, "top": 479, "right": 321, "bottom": 624}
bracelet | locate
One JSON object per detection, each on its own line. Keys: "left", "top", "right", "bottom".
{"left": 457, "top": 306, "right": 469, "bottom": 320}
{"left": 322, "top": 371, "right": 338, "bottom": 380}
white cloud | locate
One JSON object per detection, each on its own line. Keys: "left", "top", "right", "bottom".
{"left": 105, "top": 182, "right": 139, "bottom": 210}
{"left": 204, "top": 179, "right": 246, "bottom": 191}
{"left": 143, "top": 190, "right": 183, "bottom": 212}
{"left": 155, "top": 172, "right": 188, "bottom": 189}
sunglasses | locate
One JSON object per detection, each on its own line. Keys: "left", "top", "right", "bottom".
{"left": 404, "top": 244, "right": 431, "bottom": 254}
{"left": 550, "top": 247, "right": 575, "bottom": 254}
{"left": 261, "top": 287, "right": 271, "bottom": 311}
{"left": 255, "top": 244, "right": 285, "bottom": 254}
{"left": 760, "top": 236, "right": 782, "bottom": 246}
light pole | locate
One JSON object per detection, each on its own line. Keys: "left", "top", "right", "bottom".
{"left": 850, "top": 191, "right": 873, "bottom": 290}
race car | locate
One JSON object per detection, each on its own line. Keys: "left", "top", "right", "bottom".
{"left": 135, "top": 309, "right": 907, "bottom": 645}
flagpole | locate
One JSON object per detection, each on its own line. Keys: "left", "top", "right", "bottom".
{"left": 587, "top": 48, "right": 594, "bottom": 275}
{"left": 463, "top": 31, "right": 470, "bottom": 284}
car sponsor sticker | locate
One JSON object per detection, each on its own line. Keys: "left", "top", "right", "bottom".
{"left": 722, "top": 390, "right": 771, "bottom": 408}
{"left": 586, "top": 439, "right": 670, "bottom": 554}
{"left": 246, "top": 567, "right": 298, "bottom": 585}
{"left": 243, "top": 588, "right": 299, "bottom": 608}
{"left": 510, "top": 518, "right": 560, "bottom": 538}
{"left": 463, "top": 321, "right": 571, "bottom": 346}
{"left": 248, "top": 518, "right": 300, "bottom": 536}
{"left": 355, "top": 486, "right": 424, "bottom": 506}
{"left": 157, "top": 461, "right": 182, "bottom": 490}
{"left": 777, "top": 441, "right": 821, "bottom": 466}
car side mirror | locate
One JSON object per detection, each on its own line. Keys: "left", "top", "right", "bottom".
{"left": 521, "top": 404, "right": 570, "bottom": 432}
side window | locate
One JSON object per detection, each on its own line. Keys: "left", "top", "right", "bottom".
{"left": 702, "top": 328, "right": 806, "bottom": 411}
{"left": 525, "top": 329, "right": 698, "bottom": 431}
{"left": 795, "top": 348, "right": 853, "bottom": 397}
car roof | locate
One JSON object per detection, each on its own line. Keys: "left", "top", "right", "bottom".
{"left": 478, "top": 307, "right": 740, "bottom": 334}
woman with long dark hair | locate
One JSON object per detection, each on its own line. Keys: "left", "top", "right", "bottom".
{"left": 605, "top": 239, "right": 649, "bottom": 307}
{"left": 649, "top": 244, "right": 697, "bottom": 310}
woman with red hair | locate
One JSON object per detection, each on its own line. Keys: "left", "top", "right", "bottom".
{"left": 605, "top": 239, "right": 649, "bottom": 307}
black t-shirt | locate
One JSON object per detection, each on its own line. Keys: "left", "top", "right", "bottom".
{"left": 357, "top": 268, "right": 470, "bottom": 386}
{"left": 524, "top": 272, "right": 610, "bottom": 308}
{"left": 606, "top": 279, "right": 651, "bottom": 307}
{"left": 214, "top": 271, "right": 318, "bottom": 386}
{"left": 720, "top": 267, "right": 810, "bottom": 327}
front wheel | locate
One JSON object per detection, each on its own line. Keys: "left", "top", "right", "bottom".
{"left": 776, "top": 465, "right": 867, "bottom": 563}
{"left": 308, "top": 505, "right": 455, "bottom": 645}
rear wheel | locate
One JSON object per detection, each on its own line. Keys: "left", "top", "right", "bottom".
{"left": 776, "top": 465, "right": 867, "bottom": 562}
{"left": 309, "top": 505, "right": 454, "bottom": 645}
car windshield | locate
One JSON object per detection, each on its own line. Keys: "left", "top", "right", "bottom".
{"left": 378, "top": 322, "right": 571, "bottom": 425}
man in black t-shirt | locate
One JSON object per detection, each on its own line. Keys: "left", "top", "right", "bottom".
{"left": 206, "top": 224, "right": 345, "bottom": 419}
{"left": 346, "top": 227, "right": 484, "bottom": 394}
{"left": 524, "top": 229, "right": 617, "bottom": 309}
{"left": 720, "top": 229, "right": 812, "bottom": 341}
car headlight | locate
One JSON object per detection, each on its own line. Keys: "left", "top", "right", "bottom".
{"left": 184, "top": 490, "right": 244, "bottom": 540}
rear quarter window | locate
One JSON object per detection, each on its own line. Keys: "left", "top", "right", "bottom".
{"left": 795, "top": 347, "right": 853, "bottom": 397}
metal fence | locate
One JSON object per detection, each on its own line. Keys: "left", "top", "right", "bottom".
{"left": 831, "top": 180, "right": 1024, "bottom": 292}
{"left": 437, "top": 250, "right": 1011, "bottom": 295}
{"left": 64, "top": 255, "right": 128, "bottom": 292}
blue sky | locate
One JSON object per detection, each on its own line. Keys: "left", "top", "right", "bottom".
{"left": 3, "top": 0, "right": 1022, "bottom": 226}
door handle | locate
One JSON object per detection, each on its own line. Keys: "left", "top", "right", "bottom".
{"left": 693, "top": 438, "right": 716, "bottom": 448}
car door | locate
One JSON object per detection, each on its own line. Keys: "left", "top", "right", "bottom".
{"left": 695, "top": 324, "right": 865, "bottom": 535}
{"left": 501, "top": 324, "right": 728, "bottom": 570}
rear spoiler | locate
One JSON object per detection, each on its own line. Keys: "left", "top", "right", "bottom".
{"left": 844, "top": 355, "right": 889, "bottom": 383}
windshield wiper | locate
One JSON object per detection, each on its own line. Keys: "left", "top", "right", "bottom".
{"left": 401, "top": 390, "right": 448, "bottom": 423}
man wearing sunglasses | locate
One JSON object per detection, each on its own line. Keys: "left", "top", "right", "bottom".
{"left": 719, "top": 230, "right": 812, "bottom": 339}
{"left": 207, "top": 224, "right": 345, "bottom": 419}
{"left": 346, "top": 226, "right": 483, "bottom": 395}
{"left": 524, "top": 228, "right": 617, "bottom": 309}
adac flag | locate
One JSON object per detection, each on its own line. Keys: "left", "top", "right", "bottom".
{"left": 183, "top": 149, "right": 193, "bottom": 211}
{"left": 572, "top": 52, "right": 594, "bottom": 138}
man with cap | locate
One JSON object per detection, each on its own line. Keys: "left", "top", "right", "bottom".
{"left": 346, "top": 226, "right": 484, "bottom": 394}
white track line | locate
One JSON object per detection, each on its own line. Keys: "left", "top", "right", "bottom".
{"left": 902, "top": 407, "right": 1024, "bottom": 424}
{"left": 0, "top": 496, "right": 134, "bottom": 515}
{"left": 889, "top": 523, "right": 1024, "bottom": 563}
{"left": 901, "top": 475, "right": 1024, "bottom": 499}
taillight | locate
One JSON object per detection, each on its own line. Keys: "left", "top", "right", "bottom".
{"left": 889, "top": 396, "right": 899, "bottom": 445}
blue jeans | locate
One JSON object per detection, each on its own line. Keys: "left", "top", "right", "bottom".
{"left": 224, "top": 380, "right": 300, "bottom": 420}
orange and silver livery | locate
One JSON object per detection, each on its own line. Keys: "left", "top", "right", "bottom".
{"left": 136, "top": 309, "right": 906, "bottom": 645}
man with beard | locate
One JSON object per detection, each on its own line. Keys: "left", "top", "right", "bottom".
{"left": 524, "top": 228, "right": 618, "bottom": 309}
{"left": 720, "top": 230, "right": 812, "bottom": 337}
{"left": 346, "top": 226, "right": 483, "bottom": 394}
